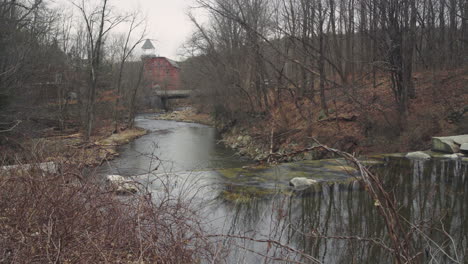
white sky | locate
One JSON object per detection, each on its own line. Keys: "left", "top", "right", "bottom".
{"left": 118, "top": 0, "right": 206, "bottom": 60}
{"left": 53, "top": 0, "right": 208, "bottom": 60}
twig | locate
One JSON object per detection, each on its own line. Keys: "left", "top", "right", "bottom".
{"left": 0, "top": 120, "right": 21, "bottom": 133}
{"left": 205, "top": 234, "right": 322, "bottom": 263}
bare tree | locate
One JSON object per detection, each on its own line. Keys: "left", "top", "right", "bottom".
{"left": 110, "top": 11, "right": 146, "bottom": 133}
{"left": 72, "top": 0, "right": 125, "bottom": 140}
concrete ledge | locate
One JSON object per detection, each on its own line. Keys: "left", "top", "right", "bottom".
{"left": 432, "top": 135, "right": 468, "bottom": 153}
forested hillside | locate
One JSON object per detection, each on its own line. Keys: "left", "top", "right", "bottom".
{"left": 183, "top": 0, "right": 468, "bottom": 155}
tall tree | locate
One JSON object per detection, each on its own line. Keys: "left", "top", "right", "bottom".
{"left": 73, "top": 0, "right": 124, "bottom": 140}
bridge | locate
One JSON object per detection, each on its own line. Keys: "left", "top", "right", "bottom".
{"left": 155, "top": 89, "right": 192, "bottom": 99}
{"left": 155, "top": 90, "right": 192, "bottom": 109}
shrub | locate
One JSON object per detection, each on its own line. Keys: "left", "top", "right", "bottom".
{"left": 0, "top": 161, "right": 217, "bottom": 263}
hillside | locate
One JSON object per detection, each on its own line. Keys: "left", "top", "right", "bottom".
{"left": 217, "top": 68, "right": 468, "bottom": 160}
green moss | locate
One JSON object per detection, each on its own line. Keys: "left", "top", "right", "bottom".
{"left": 359, "top": 159, "right": 385, "bottom": 166}
{"left": 219, "top": 190, "right": 254, "bottom": 203}
{"left": 382, "top": 153, "right": 407, "bottom": 158}
{"left": 217, "top": 168, "right": 245, "bottom": 179}
{"left": 217, "top": 158, "right": 361, "bottom": 187}
{"left": 218, "top": 185, "right": 288, "bottom": 203}
{"left": 323, "top": 165, "right": 357, "bottom": 173}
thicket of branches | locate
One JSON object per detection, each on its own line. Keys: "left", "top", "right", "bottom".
{"left": 184, "top": 0, "right": 467, "bottom": 124}
{"left": 0, "top": 160, "right": 218, "bottom": 263}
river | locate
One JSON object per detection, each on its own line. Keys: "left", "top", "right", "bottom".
{"left": 99, "top": 114, "right": 468, "bottom": 263}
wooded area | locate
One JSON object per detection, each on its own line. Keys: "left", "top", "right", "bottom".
{"left": 0, "top": 0, "right": 149, "bottom": 156}
{"left": 184, "top": 0, "right": 468, "bottom": 153}
{"left": 1, "top": 1, "right": 468, "bottom": 263}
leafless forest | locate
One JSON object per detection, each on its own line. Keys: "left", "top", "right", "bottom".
{"left": 184, "top": 0, "right": 467, "bottom": 154}
{"left": 0, "top": 0, "right": 468, "bottom": 263}
{"left": 0, "top": 0, "right": 149, "bottom": 150}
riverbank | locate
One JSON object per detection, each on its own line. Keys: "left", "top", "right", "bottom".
{"left": 149, "top": 107, "right": 328, "bottom": 162}
{"left": 152, "top": 108, "right": 214, "bottom": 126}
{"left": 22, "top": 126, "right": 147, "bottom": 167}
{"left": 193, "top": 68, "right": 468, "bottom": 162}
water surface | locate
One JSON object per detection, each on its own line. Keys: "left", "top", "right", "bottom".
{"left": 100, "top": 114, "right": 468, "bottom": 263}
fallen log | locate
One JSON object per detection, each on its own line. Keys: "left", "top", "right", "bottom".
{"left": 319, "top": 115, "right": 357, "bottom": 122}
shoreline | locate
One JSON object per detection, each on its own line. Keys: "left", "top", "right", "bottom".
{"left": 154, "top": 108, "right": 468, "bottom": 164}
{"left": 25, "top": 126, "right": 148, "bottom": 168}
{"left": 151, "top": 108, "right": 214, "bottom": 126}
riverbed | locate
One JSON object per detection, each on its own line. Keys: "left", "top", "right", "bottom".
{"left": 99, "top": 114, "right": 468, "bottom": 263}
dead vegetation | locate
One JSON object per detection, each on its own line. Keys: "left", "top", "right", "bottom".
{"left": 213, "top": 68, "right": 468, "bottom": 159}
{"left": 0, "top": 159, "right": 217, "bottom": 263}
{"left": 1, "top": 123, "right": 147, "bottom": 168}
{"left": 153, "top": 108, "right": 214, "bottom": 126}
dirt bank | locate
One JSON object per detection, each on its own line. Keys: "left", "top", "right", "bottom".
{"left": 22, "top": 126, "right": 147, "bottom": 167}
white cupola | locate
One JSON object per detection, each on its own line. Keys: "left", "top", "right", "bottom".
{"left": 141, "top": 39, "right": 156, "bottom": 57}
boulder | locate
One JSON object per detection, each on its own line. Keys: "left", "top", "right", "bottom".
{"left": 432, "top": 135, "right": 468, "bottom": 153}
{"left": 461, "top": 143, "right": 468, "bottom": 155}
{"left": 290, "top": 177, "right": 318, "bottom": 189}
{"left": 106, "top": 175, "right": 138, "bottom": 194}
{"left": 405, "top": 151, "right": 431, "bottom": 160}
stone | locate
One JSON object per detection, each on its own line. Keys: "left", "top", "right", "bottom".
{"left": 290, "top": 177, "right": 318, "bottom": 189}
{"left": 106, "top": 175, "right": 138, "bottom": 194}
{"left": 1, "top": 162, "right": 58, "bottom": 174}
{"left": 432, "top": 135, "right": 468, "bottom": 153}
{"left": 405, "top": 151, "right": 431, "bottom": 160}
{"left": 461, "top": 143, "right": 468, "bottom": 155}
{"left": 442, "top": 154, "right": 460, "bottom": 159}
{"left": 241, "top": 135, "right": 252, "bottom": 145}
{"left": 303, "top": 152, "right": 314, "bottom": 160}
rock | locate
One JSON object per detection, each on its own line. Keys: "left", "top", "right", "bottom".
{"left": 290, "top": 177, "right": 318, "bottom": 189}
{"left": 461, "top": 143, "right": 468, "bottom": 155}
{"left": 432, "top": 135, "right": 468, "bottom": 153}
{"left": 1, "top": 162, "right": 58, "bottom": 174}
{"left": 241, "top": 135, "right": 252, "bottom": 145}
{"left": 238, "top": 148, "right": 247, "bottom": 156}
{"left": 106, "top": 175, "right": 138, "bottom": 194}
{"left": 304, "top": 152, "right": 314, "bottom": 160}
{"left": 442, "top": 154, "right": 460, "bottom": 159}
{"left": 405, "top": 151, "right": 431, "bottom": 160}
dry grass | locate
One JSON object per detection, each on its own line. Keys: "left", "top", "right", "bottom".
{"left": 98, "top": 128, "right": 147, "bottom": 146}
{"left": 154, "top": 108, "right": 213, "bottom": 126}
{"left": 16, "top": 127, "right": 148, "bottom": 168}
{"left": 0, "top": 160, "right": 218, "bottom": 263}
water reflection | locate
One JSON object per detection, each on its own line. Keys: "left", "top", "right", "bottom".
{"left": 100, "top": 115, "right": 248, "bottom": 175}
{"left": 100, "top": 115, "right": 468, "bottom": 263}
{"left": 211, "top": 158, "right": 468, "bottom": 263}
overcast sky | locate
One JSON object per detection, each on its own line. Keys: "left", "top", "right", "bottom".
{"left": 54, "top": 0, "right": 207, "bottom": 60}
{"left": 118, "top": 0, "right": 206, "bottom": 60}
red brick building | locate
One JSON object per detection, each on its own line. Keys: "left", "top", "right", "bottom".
{"left": 141, "top": 40, "right": 181, "bottom": 91}
{"left": 142, "top": 57, "right": 181, "bottom": 90}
